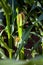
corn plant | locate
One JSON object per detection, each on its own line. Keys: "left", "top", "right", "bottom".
{"left": 0, "top": 0, "right": 13, "bottom": 59}
{"left": 0, "top": 1, "right": 43, "bottom": 65}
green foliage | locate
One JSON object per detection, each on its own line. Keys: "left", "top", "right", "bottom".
{"left": 0, "top": 0, "right": 12, "bottom": 15}
{"left": 0, "top": 0, "right": 43, "bottom": 63}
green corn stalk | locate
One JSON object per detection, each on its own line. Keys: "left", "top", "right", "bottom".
{"left": 0, "top": 36, "right": 14, "bottom": 59}
{"left": 16, "top": 8, "right": 24, "bottom": 60}
{"left": 17, "top": 13, "right": 22, "bottom": 40}
{"left": 0, "top": 0, "right": 13, "bottom": 59}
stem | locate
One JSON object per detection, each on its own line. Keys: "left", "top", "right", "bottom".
{"left": 9, "top": 51, "right": 12, "bottom": 59}
{"left": 6, "top": 14, "right": 12, "bottom": 48}
{"left": 6, "top": 14, "right": 12, "bottom": 59}
{"left": 0, "top": 0, "right": 13, "bottom": 59}
{"left": 17, "top": 14, "right": 22, "bottom": 40}
{"left": 16, "top": 11, "right": 24, "bottom": 59}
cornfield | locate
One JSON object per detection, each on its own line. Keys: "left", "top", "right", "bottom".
{"left": 0, "top": 0, "right": 43, "bottom": 65}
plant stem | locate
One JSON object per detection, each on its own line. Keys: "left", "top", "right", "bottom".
{"left": 9, "top": 51, "right": 12, "bottom": 59}
{"left": 16, "top": 11, "right": 24, "bottom": 59}
{"left": 6, "top": 14, "right": 12, "bottom": 59}
{"left": 6, "top": 14, "right": 12, "bottom": 48}
{"left": 0, "top": 0, "right": 13, "bottom": 59}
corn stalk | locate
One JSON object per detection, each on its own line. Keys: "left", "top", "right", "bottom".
{"left": 0, "top": 0, "right": 12, "bottom": 59}
{"left": 16, "top": 8, "right": 24, "bottom": 60}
